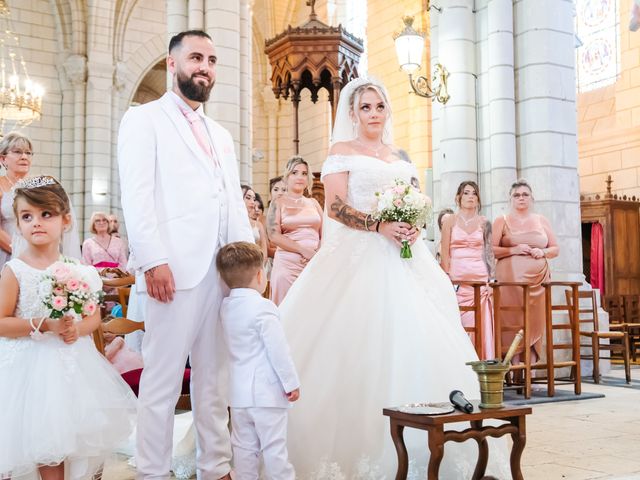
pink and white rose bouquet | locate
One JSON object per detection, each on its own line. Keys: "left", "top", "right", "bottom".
{"left": 40, "top": 259, "right": 103, "bottom": 319}
{"left": 374, "top": 179, "right": 432, "bottom": 259}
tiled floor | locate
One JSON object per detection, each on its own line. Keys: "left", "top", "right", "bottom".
{"left": 103, "top": 365, "right": 640, "bottom": 479}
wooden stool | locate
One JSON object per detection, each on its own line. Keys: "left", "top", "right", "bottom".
{"left": 383, "top": 402, "right": 532, "bottom": 480}
{"left": 491, "top": 281, "right": 533, "bottom": 398}
{"left": 451, "top": 280, "right": 486, "bottom": 359}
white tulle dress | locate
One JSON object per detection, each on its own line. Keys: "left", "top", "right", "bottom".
{"left": 279, "top": 154, "right": 508, "bottom": 479}
{"left": 0, "top": 258, "right": 137, "bottom": 480}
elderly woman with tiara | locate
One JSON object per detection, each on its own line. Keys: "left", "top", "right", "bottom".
{"left": 278, "top": 77, "right": 508, "bottom": 478}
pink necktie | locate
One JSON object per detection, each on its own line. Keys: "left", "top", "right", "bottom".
{"left": 180, "top": 106, "right": 214, "bottom": 159}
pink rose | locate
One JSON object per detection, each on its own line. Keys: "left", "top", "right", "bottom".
{"left": 393, "top": 199, "right": 403, "bottom": 207}
{"left": 52, "top": 296, "right": 67, "bottom": 311}
{"left": 66, "top": 279, "right": 80, "bottom": 291}
{"left": 53, "top": 287, "right": 65, "bottom": 296}
{"left": 82, "top": 302, "right": 97, "bottom": 316}
{"left": 393, "top": 186, "right": 405, "bottom": 195}
{"left": 51, "top": 263, "right": 72, "bottom": 283}
{"left": 78, "top": 282, "right": 89, "bottom": 292}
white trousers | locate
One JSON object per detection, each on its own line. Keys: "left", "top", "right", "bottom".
{"left": 230, "top": 407, "right": 294, "bottom": 480}
{"left": 136, "top": 261, "right": 231, "bottom": 479}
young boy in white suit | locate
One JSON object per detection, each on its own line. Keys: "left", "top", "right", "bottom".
{"left": 216, "top": 242, "right": 300, "bottom": 480}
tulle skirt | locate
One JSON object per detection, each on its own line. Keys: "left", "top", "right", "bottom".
{"left": 280, "top": 221, "right": 509, "bottom": 479}
{"left": 0, "top": 334, "right": 137, "bottom": 479}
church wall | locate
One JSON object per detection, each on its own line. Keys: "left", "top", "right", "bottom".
{"left": 578, "top": 5, "right": 640, "bottom": 198}
{"left": 8, "top": 0, "right": 63, "bottom": 178}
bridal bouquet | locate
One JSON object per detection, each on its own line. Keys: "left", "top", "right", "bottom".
{"left": 40, "top": 259, "right": 104, "bottom": 319}
{"left": 373, "top": 179, "right": 432, "bottom": 259}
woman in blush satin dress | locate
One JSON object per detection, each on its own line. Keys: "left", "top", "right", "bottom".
{"left": 440, "top": 181, "right": 495, "bottom": 359}
{"left": 492, "top": 179, "right": 559, "bottom": 362}
{"left": 267, "top": 156, "right": 322, "bottom": 305}
{"left": 241, "top": 184, "right": 268, "bottom": 260}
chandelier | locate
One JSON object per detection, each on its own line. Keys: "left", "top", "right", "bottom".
{"left": 0, "top": 0, "right": 44, "bottom": 131}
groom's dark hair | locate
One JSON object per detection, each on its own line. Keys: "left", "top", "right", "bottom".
{"left": 216, "top": 242, "right": 264, "bottom": 288}
{"left": 169, "top": 30, "right": 212, "bottom": 53}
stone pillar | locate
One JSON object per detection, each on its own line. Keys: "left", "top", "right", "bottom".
{"left": 430, "top": 5, "right": 442, "bottom": 213}
{"left": 239, "top": 0, "right": 252, "bottom": 183}
{"left": 487, "top": 0, "right": 517, "bottom": 217}
{"left": 437, "top": 0, "right": 477, "bottom": 210}
{"left": 62, "top": 54, "right": 87, "bottom": 228}
{"left": 188, "top": 0, "right": 204, "bottom": 29}
{"left": 167, "top": 0, "right": 188, "bottom": 87}
{"left": 204, "top": 1, "right": 241, "bottom": 156}
{"left": 513, "top": 0, "right": 582, "bottom": 281}
{"left": 84, "top": 59, "right": 115, "bottom": 227}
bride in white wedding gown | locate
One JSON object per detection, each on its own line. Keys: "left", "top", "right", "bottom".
{"left": 277, "top": 77, "right": 508, "bottom": 479}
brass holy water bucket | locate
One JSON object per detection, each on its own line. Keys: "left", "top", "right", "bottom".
{"left": 466, "top": 330, "right": 524, "bottom": 409}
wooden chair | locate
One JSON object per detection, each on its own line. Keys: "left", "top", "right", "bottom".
{"left": 566, "top": 290, "right": 631, "bottom": 384}
{"left": 490, "top": 281, "right": 533, "bottom": 398}
{"left": 529, "top": 282, "right": 582, "bottom": 397}
{"left": 450, "top": 280, "right": 486, "bottom": 359}
{"left": 102, "top": 275, "right": 135, "bottom": 317}
{"left": 621, "top": 295, "right": 640, "bottom": 362}
{"left": 93, "top": 316, "right": 192, "bottom": 411}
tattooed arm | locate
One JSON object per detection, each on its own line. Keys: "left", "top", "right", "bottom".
{"left": 482, "top": 218, "right": 496, "bottom": 280}
{"left": 324, "top": 171, "right": 374, "bottom": 230}
{"left": 266, "top": 198, "right": 317, "bottom": 260}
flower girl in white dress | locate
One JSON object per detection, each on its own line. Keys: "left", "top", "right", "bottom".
{"left": 0, "top": 176, "right": 136, "bottom": 480}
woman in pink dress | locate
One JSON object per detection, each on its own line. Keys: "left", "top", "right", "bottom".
{"left": 441, "top": 181, "right": 495, "bottom": 359}
{"left": 267, "top": 156, "right": 322, "bottom": 305}
{"left": 492, "top": 179, "right": 559, "bottom": 362}
{"left": 82, "top": 211, "right": 128, "bottom": 269}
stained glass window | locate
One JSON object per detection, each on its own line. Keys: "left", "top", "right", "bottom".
{"left": 575, "top": 0, "right": 620, "bottom": 92}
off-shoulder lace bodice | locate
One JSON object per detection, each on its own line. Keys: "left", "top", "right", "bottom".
{"left": 321, "top": 154, "right": 418, "bottom": 213}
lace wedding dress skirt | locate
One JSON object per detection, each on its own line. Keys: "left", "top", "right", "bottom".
{"left": 279, "top": 155, "right": 508, "bottom": 479}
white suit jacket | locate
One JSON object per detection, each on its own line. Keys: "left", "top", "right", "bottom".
{"left": 221, "top": 289, "right": 300, "bottom": 408}
{"left": 117, "top": 91, "right": 253, "bottom": 290}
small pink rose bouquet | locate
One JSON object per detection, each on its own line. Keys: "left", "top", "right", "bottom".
{"left": 374, "top": 179, "right": 432, "bottom": 259}
{"left": 40, "top": 259, "right": 104, "bottom": 319}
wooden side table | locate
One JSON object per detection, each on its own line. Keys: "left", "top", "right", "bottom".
{"left": 383, "top": 402, "right": 532, "bottom": 480}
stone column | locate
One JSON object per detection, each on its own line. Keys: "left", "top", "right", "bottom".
{"left": 62, "top": 54, "right": 87, "bottom": 227}
{"left": 430, "top": 4, "right": 442, "bottom": 212}
{"left": 487, "top": 0, "right": 517, "bottom": 217}
{"left": 188, "top": 0, "right": 204, "bottom": 29}
{"left": 167, "top": 0, "right": 188, "bottom": 87}
{"left": 204, "top": 1, "right": 241, "bottom": 156}
{"left": 238, "top": 0, "right": 252, "bottom": 183}
{"left": 436, "top": 0, "right": 477, "bottom": 210}
{"left": 514, "top": 0, "right": 582, "bottom": 281}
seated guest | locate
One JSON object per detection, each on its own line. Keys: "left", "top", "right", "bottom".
{"left": 242, "top": 185, "right": 268, "bottom": 260}
{"left": 492, "top": 179, "right": 559, "bottom": 362}
{"left": 267, "top": 156, "right": 322, "bottom": 305}
{"left": 104, "top": 328, "right": 144, "bottom": 374}
{"left": 440, "top": 181, "right": 494, "bottom": 359}
{"left": 107, "top": 213, "right": 121, "bottom": 238}
{"left": 82, "top": 211, "right": 128, "bottom": 269}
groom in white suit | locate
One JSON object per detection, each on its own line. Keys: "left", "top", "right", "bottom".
{"left": 118, "top": 30, "right": 253, "bottom": 479}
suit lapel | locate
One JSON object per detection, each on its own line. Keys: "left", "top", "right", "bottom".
{"left": 159, "top": 93, "right": 214, "bottom": 173}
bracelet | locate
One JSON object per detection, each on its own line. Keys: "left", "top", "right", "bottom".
{"left": 29, "top": 316, "right": 46, "bottom": 341}
{"left": 375, "top": 221, "right": 381, "bottom": 233}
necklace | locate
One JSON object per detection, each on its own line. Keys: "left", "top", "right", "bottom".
{"left": 355, "top": 138, "right": 385, "bottom": 158}
{"left": 286, "top": 193, "right": 305, "bottom": 204}
{"left": 458, "top": 213, "right": 478, "bottom": 226}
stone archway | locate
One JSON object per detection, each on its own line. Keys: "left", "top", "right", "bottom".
{"left": 132, "top": 59, "right": 166, "bottom": 105}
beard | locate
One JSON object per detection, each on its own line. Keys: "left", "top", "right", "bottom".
{"left": 176, "top": 70, "right": 215, "bottom": 103}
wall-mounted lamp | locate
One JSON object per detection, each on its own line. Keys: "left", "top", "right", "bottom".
{"left": 393, "top": 16, "right": 450, "bottom": 104}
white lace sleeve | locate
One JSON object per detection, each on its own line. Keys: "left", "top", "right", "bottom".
{"left": 320, "top": 155, "right": 352, "bottom": 181}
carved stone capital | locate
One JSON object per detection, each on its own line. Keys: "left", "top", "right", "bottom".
{"left": 63, "top": 54, "right": 87, "bottom": 86}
